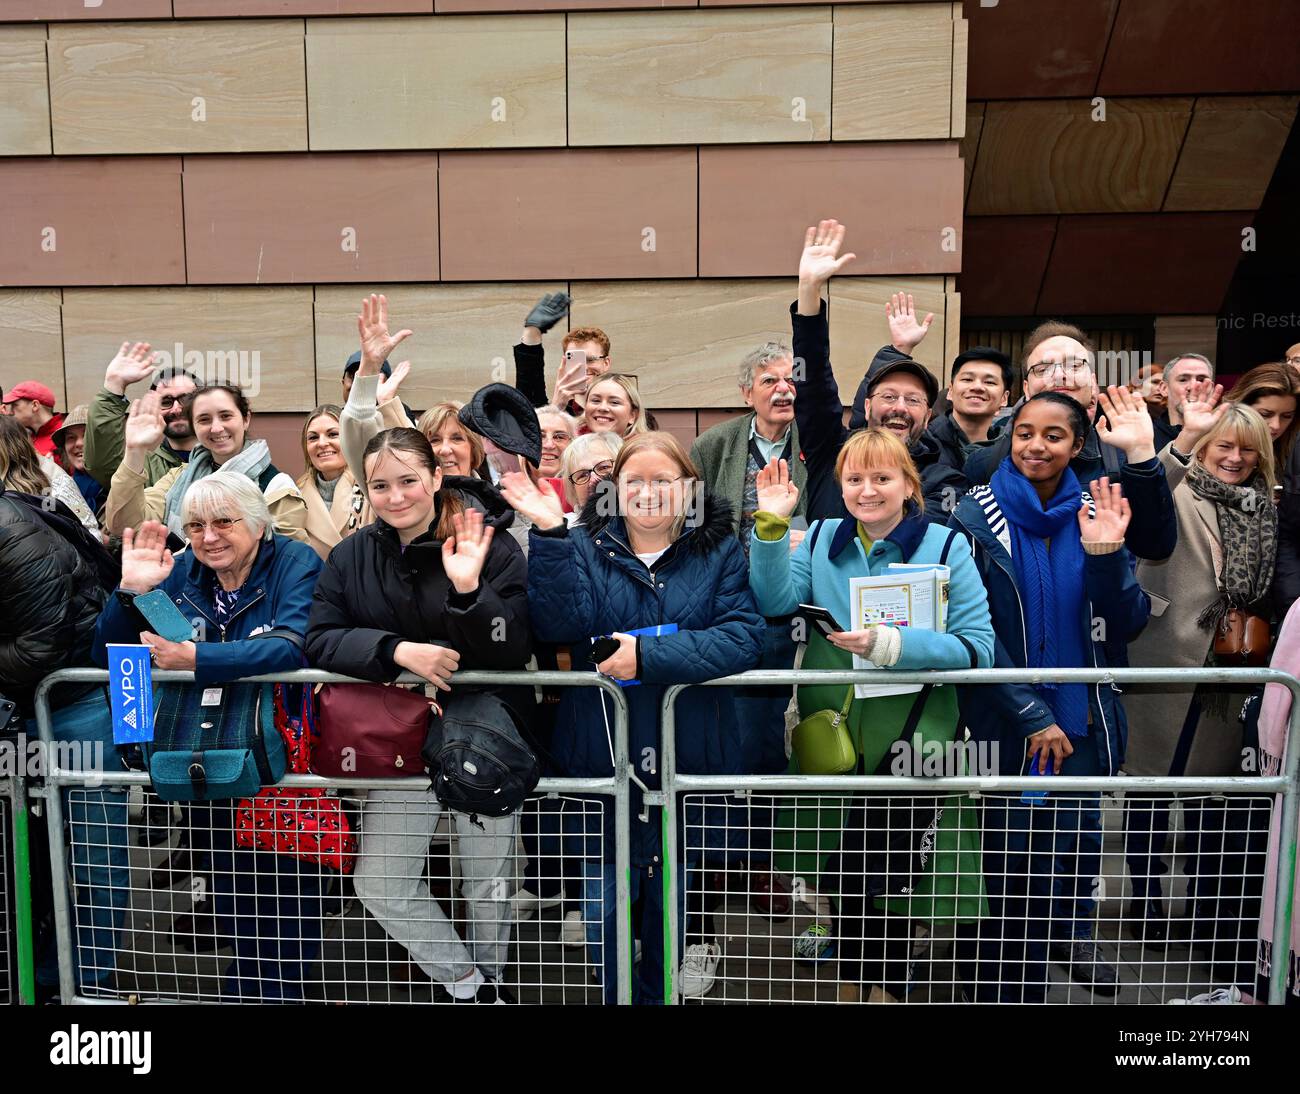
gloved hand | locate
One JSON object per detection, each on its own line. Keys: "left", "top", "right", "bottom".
{"left": 525, "top": 292, "right": 572, "bottom": 334}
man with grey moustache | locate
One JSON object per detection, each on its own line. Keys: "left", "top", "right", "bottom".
{"left": 691, "top": 343, "right": 807, "bottom": 555}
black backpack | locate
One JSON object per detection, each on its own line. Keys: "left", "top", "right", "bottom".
{"left": 422, "top": 691, "right": 540, "bottom": 822}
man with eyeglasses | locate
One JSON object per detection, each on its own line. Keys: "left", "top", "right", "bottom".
{"left": 85, "top": 342, "right": 199, "bottom": 489}
{"left": 790, "top": 221, "right": 968, "bottom": 524}
{"left": 963, "top": 322, "right": 1176, "bottom": 563}
{"left": 1151, "top": 353, "right": 1214, "bottom": 452}
{"left": 1284, "top": 342, "right": 1300, "bottom": 373}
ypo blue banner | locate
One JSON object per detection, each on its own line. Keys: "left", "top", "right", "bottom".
{"left": 107, "top": 644, "right": 154, "bottom": 745}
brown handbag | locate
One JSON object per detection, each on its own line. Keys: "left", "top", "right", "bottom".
{"left": 1213, "top": 609, "right": 1273, "bottom": 666}
{"left": 313, "top": 681, "right": 439, "bottom": 777}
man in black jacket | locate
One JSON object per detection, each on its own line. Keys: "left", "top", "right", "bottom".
{"left": 847, "top": 297, "right": 1011, "bottom": 473}
{"left": 1149, "top": 352, "right": 1214, "bottom": 454}
{"left": 963, "top": 323, "right": 1178, "bottom": 562}
{"left": 791, "top": 221, "right": 967, "bottom": 525}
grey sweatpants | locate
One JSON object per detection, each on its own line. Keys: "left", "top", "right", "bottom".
{"left": 354, "top": 787, "right": 516, "bottom": 989}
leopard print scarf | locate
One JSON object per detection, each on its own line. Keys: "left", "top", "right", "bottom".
{"left": 1187, "top": 461, "right": 1277, "bottom": 630}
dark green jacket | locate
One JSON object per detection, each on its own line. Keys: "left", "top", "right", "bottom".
{"left": 85, "top": 388, "right": 186, "bottom": 488}
{"left": 689, "top": 412, "right": 808, "bottom": 535}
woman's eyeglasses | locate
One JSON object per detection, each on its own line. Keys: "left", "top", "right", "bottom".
{"left": 182, "top": 516, "right": 243, "bottom": 538}
{"left": 569, "top": 460, "right": 614, "bottom": 486}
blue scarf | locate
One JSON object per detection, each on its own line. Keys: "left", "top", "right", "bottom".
{"left": 990, "top": 457, "right": 1090, "bottom": 740}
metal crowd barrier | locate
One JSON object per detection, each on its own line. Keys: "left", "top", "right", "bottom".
{"left": 24, "top": 668, "right": 632, "bottom": 1005}
{"left": 659, "top": 668, "right": 1300, "bottom": 1006}
{"left": 12, "top": 666, "right": 1300, "bottom": 1005}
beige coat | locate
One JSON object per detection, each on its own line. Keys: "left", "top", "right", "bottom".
{"left": 1124, "top": 444, "right": 1252, "bottom": 777}
{"left": 104, "top": 454, "right": 308, "bottom": 545}
{"left": 297, "top": 467, "right": 373, "bottom": 561}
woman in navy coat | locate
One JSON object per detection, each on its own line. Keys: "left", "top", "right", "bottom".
{"left": 503, "top": 432, "right": 765, "bottom": 1004}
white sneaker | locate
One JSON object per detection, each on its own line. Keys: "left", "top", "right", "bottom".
{"left": 1170, "top": 986, "right": 1243, "bottom": 1005}
{"left": 510, "top": 887, "right": 563, "bottom": 922}
{"left": 561, "top": 908, "right": 585, "bottom": 948}
{"left": 680, "top": 943, "right": 721, "bottom": 999}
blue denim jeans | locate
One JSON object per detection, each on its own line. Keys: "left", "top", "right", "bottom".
{"left": 30, "top": 690, "right": 130, "bottom": 991}
{"left": 959, "top": 730, "right": 1103, "bottom": 1003}
{"left": 582, "top": 860, "right": 691, "bottom": 1005}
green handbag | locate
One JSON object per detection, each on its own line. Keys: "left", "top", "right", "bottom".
{"left": 791, "top": 684, "right": 857, "bottom": 775}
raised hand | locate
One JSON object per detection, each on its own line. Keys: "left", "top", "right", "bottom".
{"left": 798, "top": 220, "right": 857, "bottom": 293}
{"left": 104, "top": 341, "right": 158, "bottom": 397}
{"left": 1095, "top": 384, "right": 1155, "bottom": 461}
{"left": 441, "top": 507, "right": 495, "bottom": 594}
{"left": 885, "top": 293, "right": 934, "bottom": 355}
{"left": 525, "top": 291, "right": 572, "bottom": 335}
{"left": 1176, "top": 383, "right": 1228, "bottom": 451}
{"left": 500, "top": 470, "right": 565, "bottom": 531}
{"left": 755, "top": 457, "right": 800, "bottom": 520}
{"left": 376, "top": 360, "right": 411, "bottom": 405}
{"left": 120, "top": 521, "right": 176, "bottom": 593}
{"left": 1079, "top": 477, "right": 1131, "bottom": 545}
{"left": 393, "top": 641, "right": 461, "bottom": 692}
{"left": 124, "top": 393, "right": 166, "bottom": 452}
{"left": 356, "top": 293, "right": 413, "bottom": 377}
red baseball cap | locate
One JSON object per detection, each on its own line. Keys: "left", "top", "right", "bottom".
{"left": 2, "top": 381, "right": 56, "bottom": 408}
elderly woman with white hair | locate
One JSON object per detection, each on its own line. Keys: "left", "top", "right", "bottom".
{"left": 93, "top": 471, "right": 325, "bottom": 1000}
{"left": 552, "top": 430, "right": 622, "bottom": 526}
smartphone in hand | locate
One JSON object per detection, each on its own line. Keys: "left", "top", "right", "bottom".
{"left": 133, "top": 589, "right": 194, "bottom": 644}
{"left": 798, "top": 604, "right": 844, "bottom": 639}
{"left": 557, "top": 349, "right": 588, "bottom": 402}
{"left": 588, "top": 635, "right": 622, "bottom": 665}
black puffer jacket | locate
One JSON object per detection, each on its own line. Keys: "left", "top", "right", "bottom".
{"left": 0, "top": 493, "right": 107, "bottom": 714}
{"left": 306, "top": 476, "right": 532, "bottom": 721}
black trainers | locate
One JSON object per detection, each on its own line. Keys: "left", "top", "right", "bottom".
{"left": 1050, "top": 939, "right": 1118, "bottom": 996}
{"left": 1126, "top": 899, "right": 1172, "bottom": 949}
{"left": 454, "top": 979, "right": 516, "bottom": 1004}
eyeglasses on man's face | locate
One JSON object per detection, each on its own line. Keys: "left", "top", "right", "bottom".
{"left": 872, "top": 391, "right": 927, "bottom": 409}
{"left": 568, "top": 460, "right": 614, "bottom": 486}
{"left": 1026, "top": 357, "right": 1093, "bottom": 381}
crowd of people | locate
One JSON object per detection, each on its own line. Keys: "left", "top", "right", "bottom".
{"left": 3, "top": 219, "right": 1299, "bottom": 1006}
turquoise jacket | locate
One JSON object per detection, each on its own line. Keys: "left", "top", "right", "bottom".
{"left": 748, "top": 503, "right": 995, "bottom": 672}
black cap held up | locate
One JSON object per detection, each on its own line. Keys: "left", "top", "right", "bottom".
{"left": 459, "top": 383, "right": 542, "bottom": 467}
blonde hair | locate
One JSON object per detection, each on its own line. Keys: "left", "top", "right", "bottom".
{"left": 608, "top": 430, "right": 700, "bottom": 539}
{"left": 415, "top": 402, "right": 486, "bottom": 476}
{"left": 298, "top": 405, "right": 342, "bottom": 488}
{"left": 834, "top": 428, "right": 925, "bottom": 513}
{"left": 1192, "top": 402, "right": 1277, "bottom": 494}
{"left": 558, "top": 430, "right": 622, "bottom": 507}
{"left": 586, "top": 374, "right": 649, "bottom": 436}
{"left": 0, "top": 416, "right": 50, "bottom": 495}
